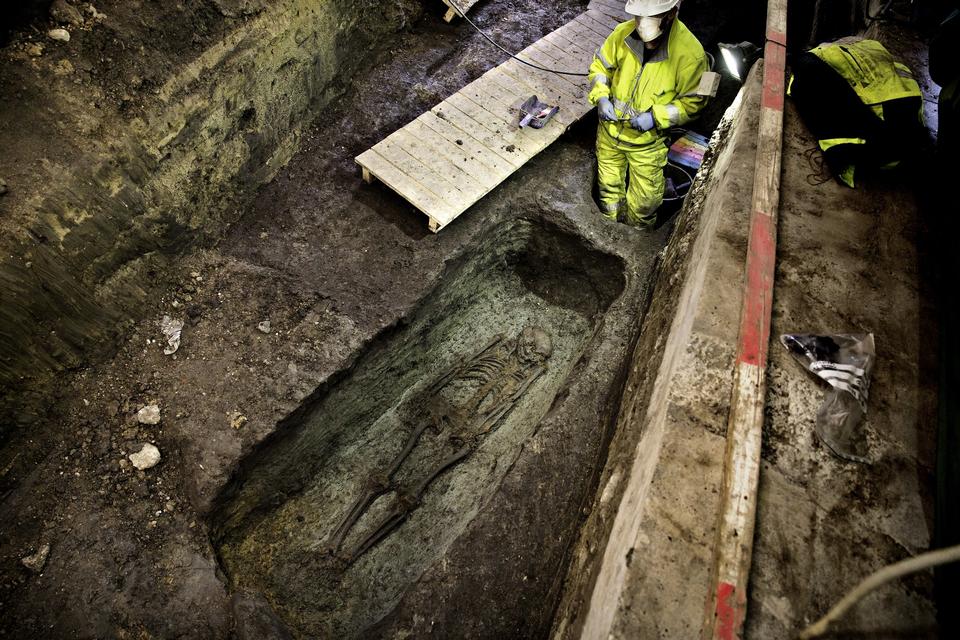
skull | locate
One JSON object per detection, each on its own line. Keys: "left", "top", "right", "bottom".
{"left": 517, "top": 326, "right": 553, "bottom": 364}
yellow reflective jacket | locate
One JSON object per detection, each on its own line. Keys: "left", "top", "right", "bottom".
{"left": 809, "top": 39, "right": 921, "bottom": 109}
{"left": 786, "top": 38, "right": 923, "bottom": 187}
{"left": 588, "top": 18, "right": 708, "bottom": 145}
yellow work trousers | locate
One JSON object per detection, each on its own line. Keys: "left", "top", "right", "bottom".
{"left": 596, "top": 124, "right": 669, "bottom": 227}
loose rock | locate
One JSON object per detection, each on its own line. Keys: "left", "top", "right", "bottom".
{"left": 21, "top": 544, "right": 51, "bottom": 573}
{"left": 50, "top": 0, "right": 84, "bottom": 26}
{"left": 136, "top": 404, "right": 161, "bottom": 425}
{"left": 48, "top": 28, "right": 71, "bottom": 42}
{"left": 257, "top": 320, "right": 272, "bottom": 334}
{"left": 0, "top": 178, "right": 7, "bottom": 196}
{"left": 54, "top": 59, "right": 74, "bottom": 76}
{"left": 25, "top": 43, "right": 44, "bottom": 57}
{"left": 230, "top": 412, "right": 248, "bottom": 430}
{"left": 129, "top": 443, "right": 161, "bottom": 470}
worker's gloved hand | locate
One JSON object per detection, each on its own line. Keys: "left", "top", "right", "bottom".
{"left": 630, "top": 112, "right": 655, "bottom": 131}
{"left": 597, "top": 97, "right": 617, "bottom": 122}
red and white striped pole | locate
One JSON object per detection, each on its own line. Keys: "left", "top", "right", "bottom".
{"left": 705, "top": 0, "right": 788, "bottom": 638}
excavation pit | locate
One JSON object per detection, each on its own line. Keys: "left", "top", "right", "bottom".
{"left": 212, "top": 217, "right": 626, "bottom": 637}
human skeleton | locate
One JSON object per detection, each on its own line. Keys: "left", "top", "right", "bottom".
{"left": 324, "top": 325, "right": 553, "bottom": 564}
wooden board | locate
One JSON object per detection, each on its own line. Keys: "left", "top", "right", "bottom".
{"left": 356, "top": 10, "right": 603, "bottom": 232}
{"left": 441, "top": 0, "right": 482, "bottom": 22}
{"left": 705, "top": 0, "right": 789, "bottom": 638}
{"left": 587, "top": 0, "right": 633, "bottom": 22}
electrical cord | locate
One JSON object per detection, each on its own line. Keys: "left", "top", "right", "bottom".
{"left": 799, "top": 544, "right": 960, "bottom": 639}
{"left": 663, "top": 160, "right": 694, "bottom": 201}
{"left": 446, "top": 1, "right": 590, "bottom": 77}
{"left": 804, "top": 146, "right": 833, "bottom": 186}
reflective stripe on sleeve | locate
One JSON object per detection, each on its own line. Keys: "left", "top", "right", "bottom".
{"left": 665, "top": 104, "right": 681, "bottom": 125}
{"left": 591, "top": 74, "right": 610, "bottom": 88}
{"left": 818, "top": 137, "right": 866, "bottom": 152}
{"left": 596, "top": 47, "right": 614, "bottom": 71}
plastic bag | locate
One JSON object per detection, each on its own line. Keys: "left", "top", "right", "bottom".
{"left": 780, "top": 333, "right": 875, "bottom": 463}
{"left": 518, "top": 95, "right": 559, "bottom": 129}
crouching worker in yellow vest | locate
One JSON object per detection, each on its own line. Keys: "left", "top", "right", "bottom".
{"left": 589, "top": 0, "right": 709, "bottom": 228}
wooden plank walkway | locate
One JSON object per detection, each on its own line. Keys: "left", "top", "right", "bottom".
{"left": 586, "top": 0, "right": 633, "bottom": 21}
{"left": 356, "top": 7, "right": 630, "bottom": 232}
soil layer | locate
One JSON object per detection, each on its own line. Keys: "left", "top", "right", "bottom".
{"left": 0, "top": 1, "right": 682, "bottom": 637}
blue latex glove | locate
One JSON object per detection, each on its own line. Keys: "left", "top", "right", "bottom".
{"left": 597, "top": 97, "right": 617, "bottom": 122}
{"left": 630, "top": 112, "right": 655, "bottom": 131}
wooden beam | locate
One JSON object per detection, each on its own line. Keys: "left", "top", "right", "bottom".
{"left": 704, "top": 0, "right": 789, "bottom": 638}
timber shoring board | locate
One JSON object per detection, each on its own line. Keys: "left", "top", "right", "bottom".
{"left": 355, "top": 10, "right": 613, "bottom": 232}
{"left": 441, "top": 0, "right": 481, "bottom": 23}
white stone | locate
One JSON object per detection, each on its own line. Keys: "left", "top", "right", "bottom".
{"left": 136, "top": 404, "right": 161, "bottom": 425}
{"left": 257, "top": 320, "right": 271, "bottom": 334}
{"left": 48, "top": 28, "right": 71, "bottom": 42}
{"left": 129, "top": 443, "right": 161, "bottom": 470}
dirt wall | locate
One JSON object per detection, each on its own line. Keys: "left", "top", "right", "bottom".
{"left": 0, "top": 0, "right": 421, "bottom": 435}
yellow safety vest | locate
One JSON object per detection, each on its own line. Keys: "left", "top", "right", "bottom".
{"left": 588, "top": 19, "right": 708, "bottom": 145}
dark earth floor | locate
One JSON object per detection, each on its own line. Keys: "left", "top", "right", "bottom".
{"left": 0, "top": 1, "right": 710, "bottom": 637}
{"left": 0, "top": 0, "right": 777, "bottom": 635}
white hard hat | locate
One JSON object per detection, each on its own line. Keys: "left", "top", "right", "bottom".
{"left": 625, "top": 0, "right": 680, "bottom": 17}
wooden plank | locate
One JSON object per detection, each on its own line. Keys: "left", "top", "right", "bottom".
{"left": 371, "top": 135, "right": 474, "bottom": 209}
{"left": 456, "top": 79, "right": 538, "bottom": 138}
{"left": 705, "top": 0, "right": 789, "bottom": 638}
{"left": 504, "top": 57, "right": 587, "bottom": 102}
{"left": 389, "top": 127, "right": 490, "bottom": 199}
{"left": 543, "top": 26, "right": 596, "bottom": 62}
{"left": 443, "top": 91, "right": 540, "bottom": 161}
{"left": 504, "top": 57, "right": 589, "bottom": 105}
{"left": 514, "top": 51, "right": 589, "bottom": 106}
{"left": 410, "top": 114, "right": 511, "bottom": 186}
{"left": 585, "top": 8, "right": 624, "bottom": 29}
{"left": 451, "top": 85, "right": 545, "bottom": 154}
{"left": 587, "top": 0, "right": 625, "bottom": 12}
{"left": 355, "top": 148, "right": 457, "bottom": 224}
{"left": 440, "top": 0, "right": 480, "bottom": 22}
{"left": 484, "top": 75, "right": 577, "bottom": 133}
{"left": 434, "top": 93, "right": 525, "bottom": 167}
{"left": 429, "top": 100, "right": 525, "bottom": 167}
{"left": 498, "top": 57, "right": 586, "bottom": 110}
{"left": 576, "top": 12, "right": 617, "bottom": 39}
{"left": 493, "top": 62, "right": 586, "bottom": 126}
{"left": 564, "top": 20, "right": 609, "bottom": 48}
{"left": 528, "top": 39, "right": 591, "bottom": 86}
{"left": 588, "top": 0, "right": 631, "bottom": 20}
{"left": 462, "top": 79, "right": 556, "bottom": 156}
{"left": 536, "top": 32, "right": 594, "bottom": 67}
{"left": 521, "top": 42, "right": 589, "bottom": 93}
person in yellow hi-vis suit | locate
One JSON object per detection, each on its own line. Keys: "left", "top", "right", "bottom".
{"left": 589, "top": 0, "right": 708, "bottom": 227}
